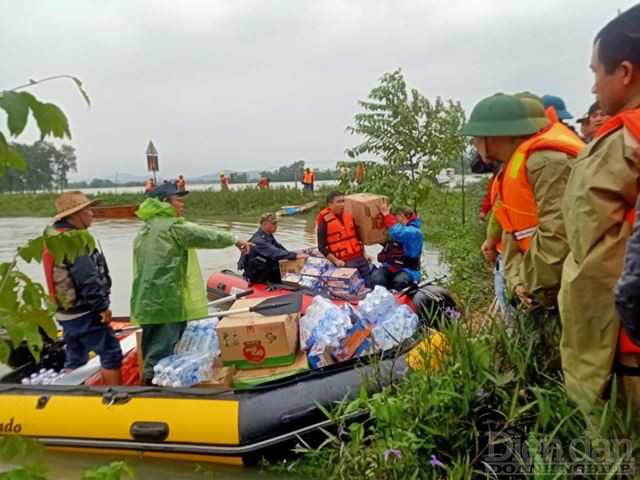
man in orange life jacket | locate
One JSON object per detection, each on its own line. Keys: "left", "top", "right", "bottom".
{"left": 302, "top": 167, "right": 314, "bottom": 192}
{"left": 177, "top": 175, "right": 186, "bottom": 192}
{"left": 43, "top": 191, "right": 123, "bottom": 385}
{"left": 559, "top": 4, "right": 640, "bottom": 414}
{"left": 145, "top": 178, "right": 154, "bottom": 191}
{"left": 461, "top": 93, "right": 584, "bottom": 311}
{"left": 317, "top": 191, "right": 372, "bottom": 287}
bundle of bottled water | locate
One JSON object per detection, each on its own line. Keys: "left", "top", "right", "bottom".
{"left": 152, "top": 318, "right": 220, "bottom": 387}
{"left": 152, "top": 353, "right": 213, "bottom": 388}
{"left": 358, "top": 286, "right": 399, "bottom": 324}
{"left": 21, "top": 368, "right": 65, "bottom": 385}
{"left": 299, "top": 296, "right": 352, "bottom": 351}
{"left": 174, "top": 318, "right": 220, "bottom": 356}
{"left": 371, "top": 304, "right": 419, "bottom": 351}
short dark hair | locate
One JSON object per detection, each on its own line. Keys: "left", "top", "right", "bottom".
{"left": 394, "top": 206, "right": 415, "bottom": 218}
{"left": 326, "top": 191, "right": 344, "bottom": 204}
{"left": 588, "top": 101, "right": 602, "bottom": 116}
{"left": 595, "top": 4, "right": 640, "bottom": 74}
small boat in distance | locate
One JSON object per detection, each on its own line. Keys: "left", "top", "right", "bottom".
{"left": 92, "top": 204, "right": 139, "bottom": 219}
{"left": 276, "top": 201, "right": 318, "bottom": 217}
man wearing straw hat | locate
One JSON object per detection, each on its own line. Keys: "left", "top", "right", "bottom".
{"left": 43, "top": 191, "right": 123, "bottom": 386}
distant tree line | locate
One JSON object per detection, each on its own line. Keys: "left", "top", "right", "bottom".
{"left": 0, "top": 141, "right": 77, "bottom": 194}
{"left": 259, "top": 160, "right": 339, "bottom": 182}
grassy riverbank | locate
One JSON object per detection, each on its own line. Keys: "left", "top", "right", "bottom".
{"left": 0, "top": 187, "right": 329, "bottom": 218}
{"left": 271, "top": 182, "right": 640, "bottom": 479}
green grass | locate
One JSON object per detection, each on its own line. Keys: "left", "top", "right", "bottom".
{"left": 0, "top": 187, "right": 330, "bottom": 218}
{"left": 267, "top": 184, "right": 640, "bottom": 479}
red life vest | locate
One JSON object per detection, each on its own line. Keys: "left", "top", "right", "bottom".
{"left": 316, "top": 207, "right": 363, "bottom": 260}
{"left": 490, "top": 122, "right": 585, "bottom": 252}
{"left": 42, "top": 227, "right": 71, "bottom": 301}
{"left": 599, "top": 109, "right": 640, "bottom": 355}
{"left": 177, "top": 178, "right": 185, "bottom": 190}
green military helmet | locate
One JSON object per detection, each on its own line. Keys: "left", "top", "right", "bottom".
{"left": 515, "top": 92, "right": 551, "bottom": 131}
{"left": 460, "top": 93, "right": 539, "bottom": 137}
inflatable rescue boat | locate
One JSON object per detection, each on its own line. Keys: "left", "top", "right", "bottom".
{"left": 0, "top": 272, "right": 453, "bottom": 465}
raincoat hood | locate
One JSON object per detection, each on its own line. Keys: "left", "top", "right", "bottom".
{"left": 136, "top": 197, "right": 178, "bottom": 221}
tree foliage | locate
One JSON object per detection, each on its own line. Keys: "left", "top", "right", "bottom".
{"left": 0, "top": 78, "right": 92, "bottom": 366}
{"left": 0, "top": 141, "right": 77, "bottom": 193}
{"left": 345, "top": 69, "right": 467, "bottom": 208}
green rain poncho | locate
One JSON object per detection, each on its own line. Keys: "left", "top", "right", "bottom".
{"left": 130, "top": 198, "right": 237, "bottom": 325}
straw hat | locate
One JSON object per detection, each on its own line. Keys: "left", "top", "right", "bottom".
{"left": 53, "top": 191, "right": 101, "bottom": 220}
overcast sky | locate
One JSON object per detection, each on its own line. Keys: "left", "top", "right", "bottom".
{"left": 2, "top": 0, "right": 637, "bottom": 181}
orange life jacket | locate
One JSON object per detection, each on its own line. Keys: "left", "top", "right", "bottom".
{"left": 258, "top": 178, "right": 269, "bottom": 189}
{"left": 177, "top": 178, "right": 185, "bottom": 189}
{"left": 545, "top": 106, "right": 560, "bottom": 124}
{"left": 599, "top": 109, "right": 640, "bottom": 355}
{"left": 490, "top": 122, "right": 585, "bottom": 252}
{"left": 316, "top": 207, "right": 363, "bottom": 260}
{"left": 145, "top": 179, "right": 154, "bottom": 191}
{"left": 303, "top": 171, "right": 314, "bottom": 184}
{"left": 355, "top": 166, "right": 365, "bottom": 181}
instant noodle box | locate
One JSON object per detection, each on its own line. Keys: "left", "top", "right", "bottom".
{"left": 344, "top": 193, "right": 389, "bottom": 245}
{"left": 217, "top": 298, "right": 299, "bottom": 370}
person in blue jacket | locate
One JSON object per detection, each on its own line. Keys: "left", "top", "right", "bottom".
{"left": 372, "top": 204, "right": 423, "bottom": 291}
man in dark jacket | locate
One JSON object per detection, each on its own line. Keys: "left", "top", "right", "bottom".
{"left": 43, "top": 191, "right": 123, "bottom": 385}
{"left": 240, "top": 212, "right": 308, "bottom": 284}
{"left": 371, "top": 204, "right": 423, "bottom": 291}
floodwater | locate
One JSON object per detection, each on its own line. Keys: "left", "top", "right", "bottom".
{"left": 0, "top": 214, "right": 448, "bottom": 316}
{"left": 0, "top": 212, "right": 447, "bottom": 478}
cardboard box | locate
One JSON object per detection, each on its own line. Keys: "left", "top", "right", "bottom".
{"left": 233, "top": 350, "right": 309, "bottom": 389}
{"left": 300, "top": 265, "right": 324, "bottom": 277}
{"left": 332, "top": 318, "right": 373, "bottom": 362}
{"left": 308, "top": 345, "right": 336, "bottom": 369}
{"left": 195, "top": 363, "right": 236, "bottom": 389}
{"left": 281, "top": 273, "right": 301, "bottom": 287}
{"left": 323, "top": 268, "right": 359, "bottom": 288}
{"left": 279, "top": 258, "right": 306, "bottom": 279}
{"left": 305, "top": 257, "right": 332, "bottom": 269}
{"left": 217, "top": 298, "right": 299, "bottom": 370}
{"left": 344, "top": 193, "right": 389, "bottom": 245}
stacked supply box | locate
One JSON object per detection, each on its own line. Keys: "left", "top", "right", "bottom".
{"left": 216, "top": 298, "right": 299, "bottom": 370}
{"left": 321, "top": 267, "right": 363, "bottom": 299}
{"left": 344, "top": 193, "right": 389, "bottom": 245}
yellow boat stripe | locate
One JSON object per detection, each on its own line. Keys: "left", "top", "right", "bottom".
{"left": 46, "top": 446, "right": 243, "bottom": 465}
{"left": 0, "top": 395, "right": 239, "bottom": 445}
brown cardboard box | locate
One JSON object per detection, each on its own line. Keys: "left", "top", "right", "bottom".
{"left": 344, "top": 193, "right": 389, "bottom": 245}
{"left": 233, "top": 350, "right": 309, "bottom": 389}
{"left": 279, "top": 258, "right": 306, "bottom": 279}
{"left": 216, "top": 297, "right": 299, "bottom": 370}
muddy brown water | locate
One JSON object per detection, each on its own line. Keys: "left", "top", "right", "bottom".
{"left": 0, "top": 214, "right": 447, "bottom": 478}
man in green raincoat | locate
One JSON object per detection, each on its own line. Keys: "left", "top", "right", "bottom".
{"left": 131, "top": 182, "right": 252, "bottom": 384}
{"left": 559, "top": 4, "right": 640, "bottom": 415}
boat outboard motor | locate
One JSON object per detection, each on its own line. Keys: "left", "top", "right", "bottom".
{"left": 410, "top": 284, "right": 457, "bottom": 329}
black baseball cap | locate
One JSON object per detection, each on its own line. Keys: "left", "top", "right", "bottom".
{"left": 146, "top": 182, "right": 189, "bottom": 201}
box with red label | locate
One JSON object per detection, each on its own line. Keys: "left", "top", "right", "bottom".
{"left": 344, "top": 193, "right": 388, "bottom": 245}
{"left": 332, "top": 318, "right": 373, "bottom": 362}
{"left": 217, "top": 298, "right": 299, "bottom": 370}
{"left": 322, "top": 268, "right": 359, "bottom": 289}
